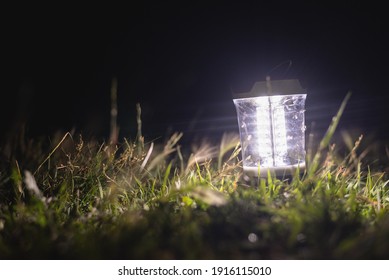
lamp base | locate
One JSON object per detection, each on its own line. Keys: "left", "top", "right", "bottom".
{"left": 243, "top": 163, "right": 306, "bottom": 179}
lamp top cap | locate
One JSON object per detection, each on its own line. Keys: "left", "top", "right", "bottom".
{"left": 233, "top": 79, "right": 306, "bottom": 99}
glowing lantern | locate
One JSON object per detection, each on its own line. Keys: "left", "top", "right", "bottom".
{"left": 233, "top": 78, "right": 307, "bottom": 178}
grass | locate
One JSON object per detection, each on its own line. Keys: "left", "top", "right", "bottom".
{"left": 1, "top": 92, "right": 389, "bottom": 259}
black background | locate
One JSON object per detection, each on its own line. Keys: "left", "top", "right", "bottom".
{"left": 2, "top": 2, "right": 389, "bottom": 145}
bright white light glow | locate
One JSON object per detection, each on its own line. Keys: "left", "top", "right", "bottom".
{"left": 233, "top": 93, "right": 306, "bottom": 177}
{"left": 256, "top": 103, "right": 272, "bottom": 166}
{"left": 256, "top": 99, "right": 287, "bottom": 167}
{"left": 272, "top": 106, "right": 287, "bottom": 166}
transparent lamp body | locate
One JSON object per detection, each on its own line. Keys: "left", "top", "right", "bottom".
{"left": 233, "top": 94, "right": 306, "bottom": 177}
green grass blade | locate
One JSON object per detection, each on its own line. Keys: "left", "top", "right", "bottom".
{"left": 307, "top": 91, "right": 352, "bottom": 178}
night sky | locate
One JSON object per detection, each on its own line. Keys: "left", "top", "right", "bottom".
{"left": 3, "top": 3, "right": 389, "bottom": 145}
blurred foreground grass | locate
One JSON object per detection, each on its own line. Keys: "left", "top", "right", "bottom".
{"left": 1, "top": 93, "right": 389, "bottom": 259}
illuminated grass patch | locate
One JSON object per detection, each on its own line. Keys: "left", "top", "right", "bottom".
{"left": 0, "top": 95, "right": 388, "bottom": 259}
